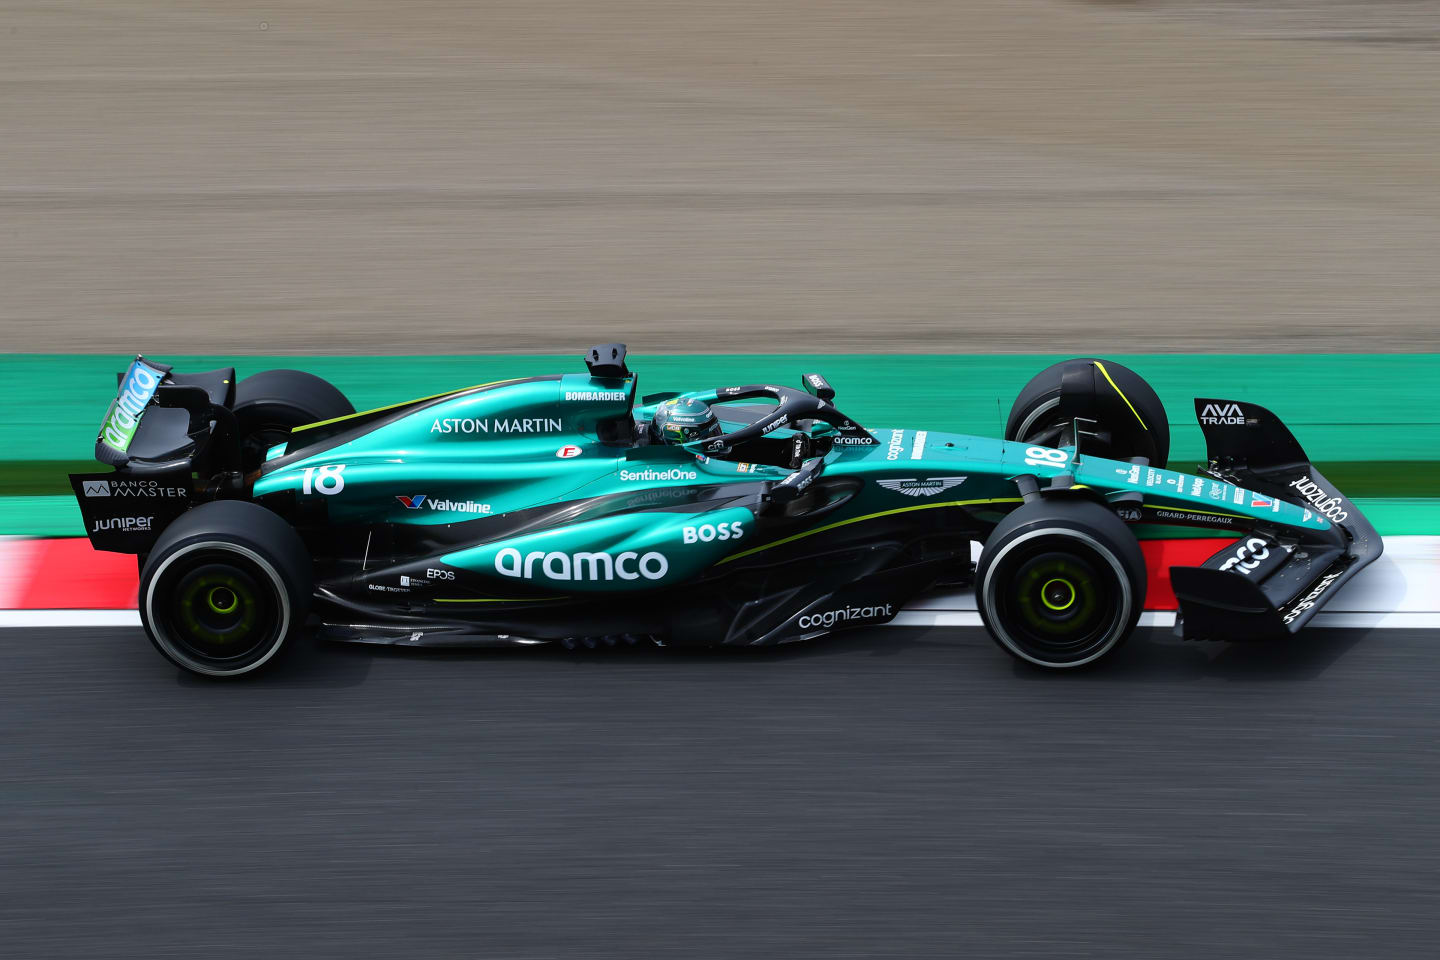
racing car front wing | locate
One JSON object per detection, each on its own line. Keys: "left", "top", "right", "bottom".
{"left": 1169, "top": 399, "right": 1383, "bottom": 640}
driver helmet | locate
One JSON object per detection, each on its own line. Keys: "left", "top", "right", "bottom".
{"left": 652, "top": 397, "right": 721, "bottom": 445}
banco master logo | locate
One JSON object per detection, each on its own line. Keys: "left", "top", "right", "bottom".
{"left": 495, "top": 548, "right": 668, "bottom": 582}
{"left": 83, "top": 478, "right": 187, "bottom": 499}
{"left": 877, "top": 476, "right": 966, "bottom": 498}
{"left": 796, "top": 604, "right": 894, "bottom": 630}
{"left": 1200, "top": 402, "right": 1246, "bottom": 425}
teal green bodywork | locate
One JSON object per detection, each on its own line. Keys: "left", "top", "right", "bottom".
{"left": 251, "top": 367, "right": 1328, "bottom": 596}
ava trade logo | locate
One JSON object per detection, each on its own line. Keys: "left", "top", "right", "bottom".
{"left": 1199, "top": 402, "right": 1246, "bottom": 426}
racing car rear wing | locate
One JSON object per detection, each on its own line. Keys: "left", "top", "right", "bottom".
{"left": 1169, "top": 398, "right": 1383, "bottom": 640}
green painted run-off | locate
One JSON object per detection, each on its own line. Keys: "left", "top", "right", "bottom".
{"left": 1, "top": 353, "right": 1436, "bottom": 535}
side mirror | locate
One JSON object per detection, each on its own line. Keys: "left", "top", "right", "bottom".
{"left": 800, "top": 372, "right": 835, "bottom": 401}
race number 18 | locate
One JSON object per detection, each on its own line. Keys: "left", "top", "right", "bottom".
{"left": 301, "top": 464, "right": 346, "bottom": 496}
{"left": 1023, "top": 446, "right": 1069, "bottom": 469}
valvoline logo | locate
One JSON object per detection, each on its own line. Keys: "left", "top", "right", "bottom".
{"left": 396, "top": 495, "right": 426, "bottom": 509}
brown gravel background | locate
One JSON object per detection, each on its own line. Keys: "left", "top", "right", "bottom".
{"left": 5, "top": 1, "right": 1440, "bottom": 353}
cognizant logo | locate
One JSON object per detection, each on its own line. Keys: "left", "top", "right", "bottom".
{"left": 494, "top": 548, "right": 669, "bottom": 582}
{"left": 796, "top": 604, "right": 894, "bottom": 630}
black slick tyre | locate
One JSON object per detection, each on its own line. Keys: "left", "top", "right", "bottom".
{"left": 232, "top": 369, "right": 354, "bottom": 472}
{"left": 977, "top": 498, "right": 1146, "bottom": 669}
{"left": 139, "top": 501, "right": 312, "bottom": 677}
{"left": 1006, "top": 358, "right": 1170, "bottom": 468}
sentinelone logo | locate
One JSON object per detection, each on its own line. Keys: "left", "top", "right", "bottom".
{"left": 619, "top": 467, "right": 697, "bottom": 482}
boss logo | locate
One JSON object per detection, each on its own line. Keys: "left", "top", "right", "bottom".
{"left": 682, "top": 521, "right": 744, "bottom": 544}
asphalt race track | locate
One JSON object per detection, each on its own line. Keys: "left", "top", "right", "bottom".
{"left": 5, "top": 625, "right": 1439, "bottom": 958}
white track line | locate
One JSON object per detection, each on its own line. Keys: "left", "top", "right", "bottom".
{"left": 1, "top": 538, "right": 1434, "bottom": 631}
{"left": 4, "top": 609, "right": 1439, "bottom": 631}
{"left": 891, "top": 610, "right": 1440, "bottom": 630}
{"left": 1, "top": 610, "right": 141, "bottom": 628}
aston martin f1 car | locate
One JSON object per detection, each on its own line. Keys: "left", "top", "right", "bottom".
{"left": 71, "top": 345, "right": 1381, "bottom": 676}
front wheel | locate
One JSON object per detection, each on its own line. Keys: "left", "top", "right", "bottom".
{"left": 140, "top": 501, "right": 313, "bottom": 677}
{"left": 1006, "top": 358, "right": 1170, "bottom": 468}
{"left": 977, "top": 498, "right": 1146, "bottom": 669}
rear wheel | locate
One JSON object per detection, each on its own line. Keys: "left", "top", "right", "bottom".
{"left": 140, "top": 501, "right": 312, "bottom": 677}
{"left": 1006, "top": 358, "right": 1170, "bottom": 467}
{"left": 977, "top": 498, "right": 1145, "bottom": 669}
{"left": 232, "top": 369, "right": 354, "bottom": 472}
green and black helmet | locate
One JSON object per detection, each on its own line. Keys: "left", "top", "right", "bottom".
{"left": 652, "top": 397, "right": 722, "bottom": 445}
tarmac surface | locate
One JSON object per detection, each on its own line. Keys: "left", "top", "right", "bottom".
{"left": 7, "top": 2, "right": 1440, "bottom": 353}
{"left": 4, "top": 624, "right": 1439, "bottom": 958}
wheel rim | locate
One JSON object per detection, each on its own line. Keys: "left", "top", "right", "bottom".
{"left": 146, "top": 545, "right": 290, "bottom": 674}
{"left": 983, "top": 532, "right": 1132, "bottom": 667}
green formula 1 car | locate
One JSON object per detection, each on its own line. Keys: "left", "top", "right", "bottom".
{"left": 71, "top": 344, "right": 1381, "bottom": 677}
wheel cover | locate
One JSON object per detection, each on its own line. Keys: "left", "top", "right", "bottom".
{"left": 983, "top": 529, "right": 1132, "bottom": 667}
{"left": 145, "top": 543, "right": 291, "bottom": 675}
